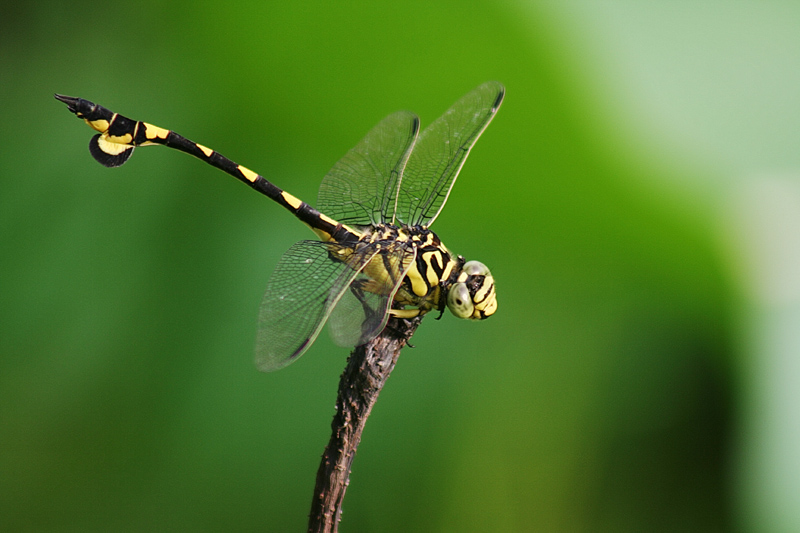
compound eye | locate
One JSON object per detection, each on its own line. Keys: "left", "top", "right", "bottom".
{"left": 462, "top": 260, "right": 490, "bottom": 277}
{"left": 447, "top": 283, "right": 474, "bottom": 319}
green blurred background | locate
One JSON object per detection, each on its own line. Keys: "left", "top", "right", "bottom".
{"left": 3, "top": 2, "right": 800, "bottom": 531}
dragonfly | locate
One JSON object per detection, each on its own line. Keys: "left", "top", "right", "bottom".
{"left": 55, "top": 81, "right": 503, "bottom": 371}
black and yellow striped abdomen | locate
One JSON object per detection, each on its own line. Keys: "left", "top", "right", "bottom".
{"left": 54, "top": 94, "right": 355, "bottom": 245}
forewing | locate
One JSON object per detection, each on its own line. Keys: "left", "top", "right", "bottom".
{"left": 316, "top": 110, "right": 419, "bottom": 227}
{"left": 255, "top": 240, "right": 380, "bottom": 372}
{"left": 328, "top": 244, "right": 416, "bottom": 348}
{"left": 396, "top": 81, "right": 505, "bottom": 226}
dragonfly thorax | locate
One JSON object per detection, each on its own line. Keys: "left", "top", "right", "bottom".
{"left": 358, "top": 224, "right": 496, "bottom": 321}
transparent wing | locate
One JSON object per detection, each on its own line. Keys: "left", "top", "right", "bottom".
{"left": 328, "top": 244, "right": 416, "bottom": 348}
{"left": 316, "top": 110, "right": 419, "bottom": 227}
{"left": 255, "top": 240, "right": 381, "bottom": 372}
{"left": 395, "top": 81, "right": 505, "bottom": 227}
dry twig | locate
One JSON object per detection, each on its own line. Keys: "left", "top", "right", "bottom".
{"left": 307, "top": 315, "right": 423, "bottom": 533}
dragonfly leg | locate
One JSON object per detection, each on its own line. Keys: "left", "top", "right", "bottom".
{"left": 349, "top": 280, "right": 383, "bottom": 340}
{"left": 388, "top": 308, "right": 422, "bottom": 318}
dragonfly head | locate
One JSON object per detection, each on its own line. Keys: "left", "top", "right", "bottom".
{"left": 446, "top": 260, "right": 497, "bottom": 320}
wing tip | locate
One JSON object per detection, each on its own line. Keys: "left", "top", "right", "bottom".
{"left": 481, "top": 81, "right": 506, "bottom": 112}
{"left": 254, "top": 343, "right": 308, "bottom": 373}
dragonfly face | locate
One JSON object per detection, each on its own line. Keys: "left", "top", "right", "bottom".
{"left": 56, "top": 81, "right": 505, "bottom": 371}
{"left": 447, "top": 260, "right": 497, "bottom": 320}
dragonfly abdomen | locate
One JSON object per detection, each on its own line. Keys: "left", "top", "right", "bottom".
{"left": 54, "top": 94, "right": 356, "bottom": 243}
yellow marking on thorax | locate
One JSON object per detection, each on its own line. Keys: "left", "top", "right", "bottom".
{"left": 143, "top": 122, "right": 170, "bottom": 140}
{"left": 421, "top": 251, "right": 443, "bottom": 287}
{"left": 363, "top": 256, "right": 395, "bottom": 288}
{"left": 196, "top": 143, "right": 213, "bottom": 157}
{"left": 237, "top": 165, "right": 259, "bottom": 183}
{"left": 440, "top": 258, "right": 455, "bottom": 283}
{"left": 406, "top": 262, "right": 429, "bottom": 298}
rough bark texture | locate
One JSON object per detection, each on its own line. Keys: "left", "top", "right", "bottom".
{"left": 307, "top": 315, "right": 423, "bottom": 533}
